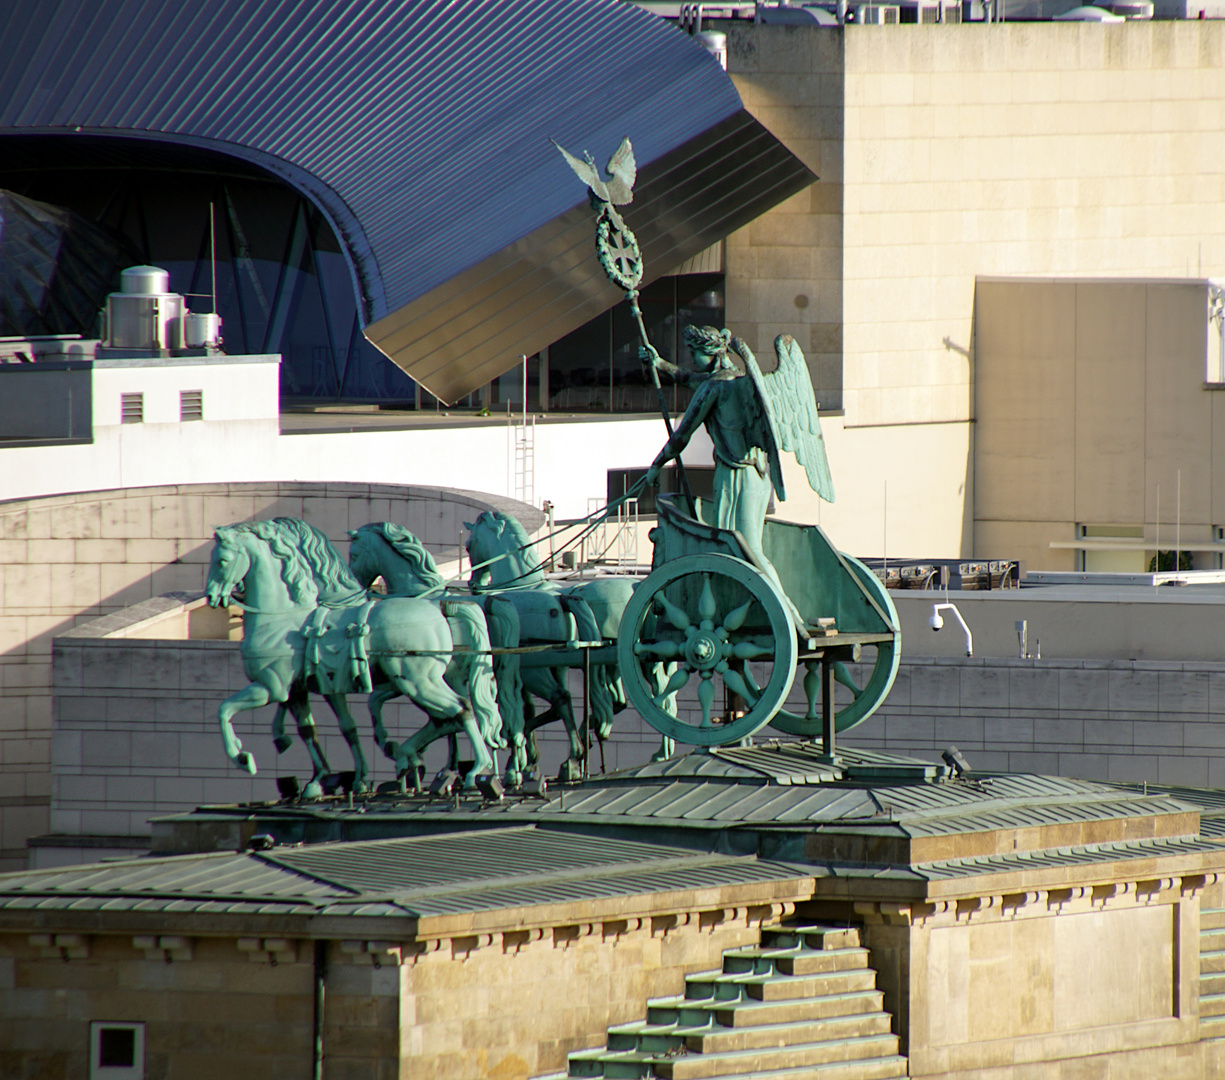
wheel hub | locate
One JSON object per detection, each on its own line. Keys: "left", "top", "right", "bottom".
{"left": 685, "top": 631, "right": 721, "bottom": 671}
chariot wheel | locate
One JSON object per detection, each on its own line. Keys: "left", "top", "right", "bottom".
{"left": 617, "top": 553, "right": 798, "bottom": 746}
{"left": 769, "top": 554, "right": 901, "bottom": 738}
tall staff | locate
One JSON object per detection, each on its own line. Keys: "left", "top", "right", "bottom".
{"left": 553, "top": 137, "right": 697, "bottom": 516}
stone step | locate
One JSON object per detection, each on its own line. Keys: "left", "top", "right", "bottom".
{"left": 675, "top": 1057, "right": 908, "bottom": 1080}
{"left": 652, "top": 1034, "right": 902, "bottom": 1080}
{"left": 1201, "top": 925, "right": 1225, "bottom": 944}
{"left": 1201, "top": 949, "right": 1225, "bottom": 975}
{"left": 760, "top": 926, "right": 861, "bottom": 952}
{"left": 1202, "top": 908, "right": 1225, "bottom": 931}
{"left": 774, "top": 949, "right": 871, "bottom": 979}
{"left": 649, "top": 971, "right": 881, "bottom": 1029}
{"left": 1201, "top": 1013, "right": 1225, "bottom": 1043}
{"left": 746, "top": 967, "right": 876, "bottom": 1004}
{"left": 1202, "top": 992, "right": 1225, "bottom": 1019}
{"left": 711, "top": 988, "right": 889, "bottom": 1030}
{"left": 1202, "top": 972, "right": 1225, "bottom": 997}
{"left": 685, "top": 1011, "right": 893, "bottom": 1055}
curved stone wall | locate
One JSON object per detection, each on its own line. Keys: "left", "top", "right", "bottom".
{"left": 0, "top": 481, "right": 540, "bottom": 869}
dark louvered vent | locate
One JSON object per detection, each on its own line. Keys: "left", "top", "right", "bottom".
{"left": 120, "top": 392, "right": 143, "bottom": 424}
{"left": 180, "top": 389, "right": 202, "bottom": 422}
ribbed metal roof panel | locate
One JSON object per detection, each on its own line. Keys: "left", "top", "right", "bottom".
{"left": 0, "top": 828, "right": 811, "bottom": 919}
{"left": 0, "top": 0, "right": 811, "bottom": 402}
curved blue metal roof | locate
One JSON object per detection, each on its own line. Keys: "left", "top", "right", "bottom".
{"left": 0, "top": 0, "right": 815, "bottom": 401}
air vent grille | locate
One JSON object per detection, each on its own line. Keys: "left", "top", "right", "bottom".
{"left": 180, "top": 390, "right": 203, "bottom": 422}
{"left": 120, "top": 393, "right": 144, "bottom": 424}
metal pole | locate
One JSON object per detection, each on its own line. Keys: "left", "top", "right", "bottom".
{"left": 821, "top": 657, "right": 836, "bottom": 760}
{"left": 628, "top": 290, "right": 697, "bottom": 516}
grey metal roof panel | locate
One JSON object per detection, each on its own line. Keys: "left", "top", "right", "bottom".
{"left": 0, "top": 828, "right": 811, "bottom": 920}
{"left": 0, "top": 0, "right": 813, "bottom": 402}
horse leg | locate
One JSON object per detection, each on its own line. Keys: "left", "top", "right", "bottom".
{"left": 271, "top": 703, "right": 292, "bottom": 755}
{"left": 649, "top": 661, "right": 678, "bottom": 763}
{"left": 525, "top": 666, "right": 583, "bottom": 783}
{"left": 285, "top": 691, "right": 331, "bottom": 799}
{"left": 323, "top": 693, "right": 371, "bottom": 794}
{"left": 390, "top": 662, "right": 493, "bottom": 790}
{"left": 218, "top": 683, "right": 273, "bottom": 774}
{"left": 367, "top": 684, "right": 402, "bottom": 762}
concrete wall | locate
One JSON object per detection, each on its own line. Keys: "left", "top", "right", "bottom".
{"left": 842, "top": 655, "right": 1225, "bottom": 789}
{"left": 0, "top": 891, "right": 796, "bottom": 1080}
{"left": 890, "top": 585, "right": 1225, "bottom": 663}
{"left": 975, "top": 277, "right": 1225, "bottom": 572}
{"left": 0, "top": 482, "right": 533, "bottom": 870}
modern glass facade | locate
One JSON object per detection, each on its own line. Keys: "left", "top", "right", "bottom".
{"left": 0, "top": 137, "right": 725, "bottom": 414}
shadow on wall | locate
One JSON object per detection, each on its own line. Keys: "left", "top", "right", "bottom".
{"left": 0, "top": 481, "right": 536, "bottom": 869}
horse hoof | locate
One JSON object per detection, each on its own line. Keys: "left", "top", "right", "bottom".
{"left": 352, "top": 779, "right": 371, "bottom": 795}
{"left": 236, "top": 752, "right": 258, "bottom": 775}
{"left": 558, "top": 759, "right": 583, "bottom": 784}
{"left": 273, "top": 735, "right": 293, "bottom": 754}
{"left": 504, "top": 770, "right": 522, "bottom": 789}
{"left": 303, "top": 781, "right": 324, "bottom": 799}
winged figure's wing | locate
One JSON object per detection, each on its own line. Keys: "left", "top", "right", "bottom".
{"left": 551, "top": 139, "right": 601, "bottom": 194}
{"left": 734, "top": 340, "right": 788, "bottom": 503}
{"left": 604, "top": 137, "right": 636, "bottom": 205}
{"left": 763, "top": 335, "right": 835, "bottom": 503}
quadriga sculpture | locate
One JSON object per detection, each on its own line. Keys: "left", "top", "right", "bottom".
{"left": 205, "top": 519, "right": 496, "bottom": 794}
{"left": 464, "top": 510, "right": 663, "bottom": 779}
{"left": 346, "top": 522, "right": 523, "bottom": 782}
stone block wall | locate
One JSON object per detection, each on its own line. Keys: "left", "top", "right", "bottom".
{"left": 1, "top": 482, "right": 538, "bottom": 868}
{"left": 840, "top": 656, "right": 1225, "bottom": 788}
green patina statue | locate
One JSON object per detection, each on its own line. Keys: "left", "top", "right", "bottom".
{"left": 641, "top": 326, "right": 835, "bottom": 601}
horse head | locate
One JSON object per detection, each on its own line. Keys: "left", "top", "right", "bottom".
{"left": 206, "top": 526, "right": 249, "bottom": 608}
{"left": 347, "top": 525, "right": 381, "bottom": 588}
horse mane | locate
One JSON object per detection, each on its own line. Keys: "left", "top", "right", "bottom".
{"left": 224, "top": 520, "right": 319, "bottom": 605}
{"left": 469, "top": 511, "right": 543, "bottom": 585}
{"left": 270, "top": 518, "right": 368, "bottom": 603}
{"left": 367, "top": 522, "right": 445, "bottom": 589}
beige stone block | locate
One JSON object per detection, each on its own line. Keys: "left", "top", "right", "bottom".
{"left": 49, "top": 499, "right": 101, "bottom": 540}
{"left": 100, "top": 496, "right": 152, "bottom": 539}
{"left": 4, "top": 562, "right": 51, "bottom": 612}
{"left": 50, "top": 563, "right": 102, "bottom": 614}
{"left": 125, "top": 538, "right": 181, "bottom": 564}
{"left": 100, "top": 563, "right": 154, "bottom": 607}
{"left": 74, "top": 538, "right": 129, "bottom": 564}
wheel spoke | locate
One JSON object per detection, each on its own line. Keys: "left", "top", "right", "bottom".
{"left": 698, "top": 576, "right": 716, "bottom": 626}
{"left": 635, "top": 639, "right": 681, "bottom": 660}
{"left": 655, "top": 592, "right": 691, "bottom": 632}
{"left": 697, "top": 673, "right": 715, "bottom": 727}
{"left": 722, "top": 667, "right": 760, "bottom": 706}
{"left": 729, "top": 640, "right": 773, "bottom": 661}
{"left": 721, "top": 598, "right": 754, "bottom": 634}
{"left": 653, "top": 665, "right": 690, "bottom": 707}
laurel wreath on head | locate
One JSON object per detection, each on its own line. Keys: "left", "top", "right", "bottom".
{"left": 596, "top": 209, "right": 643, "bottom": 292}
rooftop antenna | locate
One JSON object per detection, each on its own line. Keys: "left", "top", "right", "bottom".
{"left": 209, "top": 202, "right": 217, "bottom": 315}
{"left": 1176, "top": 468, "right": 1181, "bottom": 575}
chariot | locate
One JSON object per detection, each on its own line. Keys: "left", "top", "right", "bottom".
{"left": 615, "top": 493, "right": 900, "bottom": 754}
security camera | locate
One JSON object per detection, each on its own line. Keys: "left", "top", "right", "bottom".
{"left": 930, "top": 602, "right": 973, "bottom": 656}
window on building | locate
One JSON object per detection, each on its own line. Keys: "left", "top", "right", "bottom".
{"left": 1078, "top": 524, "right": 1146, "bottom": 573}
{"left": 180, "top": 389, "right": 203, "bottom": 421}
{"left": 90, "top": 1021, "right": 144, "bottom": 1080}
{"left": 547, "top": 274, "right": 724, "bottom": 414}
{"left": 120, "top": 393, "right": 143, "bottom": 424}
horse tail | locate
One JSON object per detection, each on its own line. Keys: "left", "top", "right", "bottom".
{"left": 561, "top": 596, "right": 616, "bottom": 741}
{"left": 483, "top": 597, "right": 523, "bottom": 754}
{"left": 445, "top": 600, "right": 504, "bottom": 750}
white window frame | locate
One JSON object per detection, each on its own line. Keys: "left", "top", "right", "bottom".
{"left": 89, "top": 1021, "right": 145, "bottom": 1080}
